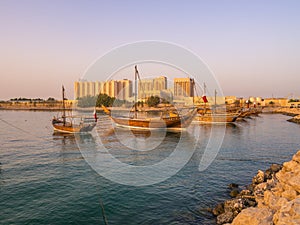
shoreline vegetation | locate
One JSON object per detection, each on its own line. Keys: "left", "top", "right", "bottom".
{"left": 212, "top": 150, "right": 300, "bottom": 225}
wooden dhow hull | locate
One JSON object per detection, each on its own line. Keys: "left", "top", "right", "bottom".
{"left": 194, "top": 113, "right": 239, "bottom": 123}
{"left": 108, "top": 108, "right": 197, "bottom": 131}
{"left": 52, "top": 122, "right": 96, "bottom": 134}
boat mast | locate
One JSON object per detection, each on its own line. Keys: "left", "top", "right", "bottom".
{"left": 192, "top": 78, "right": 195, "bottom": 105}
{"left": 204, "top": 82, "right": 207, "bottom": 109}
{"left": 62, "top": 85, "right": 66, "bottom": 125}
{"left": 134, "top": 65, "right": 138, "bottom": 119}
{"left": 214, "top": 89, "right": 217, "bottom": 106}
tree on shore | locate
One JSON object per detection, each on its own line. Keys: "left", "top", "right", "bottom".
{"left": 46, "top": 97, "right": 56, "bottom": 102}
{"left": 269, "top": 101, "right": 275, "bottom": 107}
{"left": 288, "top": 99, "right": 300, "bottom": 103}
{"left": 10, "top": 97, "right": 45, "bottom": 102}
{"left": 77, "top": 95, "right": 97, "bottom": 107}
{"left": 146, "top": 96, "right": 160, "bottom": 107}
{"left": 76, "top": 94, "right": 131, "bottom": 108}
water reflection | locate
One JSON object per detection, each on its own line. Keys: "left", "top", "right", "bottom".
{"left": 52, "top": 132, "right": 83, "bottom": 162}
{"left": 76, "top": 127, "right": 201, "bottom": 186}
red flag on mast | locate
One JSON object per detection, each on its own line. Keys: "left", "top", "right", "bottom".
{"left": 202, "top": 95, "right": 208, "bottom": 103}
{"left": 93, "top": 108, "right": 98, "bottom": 122}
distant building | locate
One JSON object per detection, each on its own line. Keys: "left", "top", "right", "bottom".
{"left": 264, "top": 98, "right": 288, "bottom": 107}
{"left": 138, "top": 76, "right": 167, "bottom": 99}
{"left": 74, "top": 79, "right": 132, "bottom": 100}
{"left": 174, "top": 78, "right": 194, "bottom": 97}
{"left": 117, "top": 79, "right": 133, "bottom": 100}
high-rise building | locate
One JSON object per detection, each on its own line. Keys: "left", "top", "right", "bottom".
{"left": 174, "top": 78, "right": 194, "bottom": 97}
{"left": 74, "top": 79, "right": 132, "bottom": 100}
{"left": 138, "top": 76, "right": 167, "bottom": 99}
{"left": 117, "top": 79, "right": 133, "bottom": 100}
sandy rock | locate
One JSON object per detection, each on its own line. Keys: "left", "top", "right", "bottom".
{"left": 281, "top": 189, "right": 298, "bottom": 201}
{"left": 264, "top": 168, "right": 273, "bottom": 180}
{"left": 244, "top": 198, "right": 257, "bottom": 207}
{"left": 239, "top": 189, "right": 252, "bottom": 196}
{"left": 224, "top": 198, "right": 245, "bottom": 215}
{"left": 287, "top": 175, "right": 300, "bottom": 193}
{"left": 252, "top": 170, "right": 265, "bottom": 184}
{"left": 213, "top": 202, "right": 224, "bottom": 216}
{"left": 228, "top": 183, "right": 239, "bottom": 189}
{"left": 231, "top": 207, "right": 273, "bottom": 225}
{"left": 265, "top": 164, "right": 282, "bottom": 180}
{"left": 266, "top": 177, "right": 277, "bottom": 190}
{"left": 292, "top": 151, "right": 300, "bottom": 163}
{"left": 263, "top": 190, "right": 288, "bottom": 211}
{"left": 276, "top": 170, "right": 295, "bottom": 188}
{"left": 282, "top": 160, "right": 299, "bottom": 172}
{"left": 270, "top": 164, "right": 283, "bottom": 173}
{"left": 217, "top": 211, "right": 234, "bottom": 225}
{"left": 212, "top": 150, "right": 300, "bottom": 224}
{"left": 230, "top": 189, "right": 240, "bottom": 198}
{"left": 273, "top": 197, "right": 300, "bottom": 225}
{"left": 271, "top": 182, "right": 284, "bottom": 197}
{"left": 254, "top": 182, "right": 268, "bottom": 198}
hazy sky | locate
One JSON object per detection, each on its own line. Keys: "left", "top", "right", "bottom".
{"left": 1, "top": 0, "right": 300, "bottom": 100}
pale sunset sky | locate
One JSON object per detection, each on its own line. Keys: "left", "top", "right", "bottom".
{"left": 1, "top": 0, "right": 299, "bottom": 100}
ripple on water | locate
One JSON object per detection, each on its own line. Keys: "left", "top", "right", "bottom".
{"left": 0, "top": 112, "right": 300, "bottom": 224}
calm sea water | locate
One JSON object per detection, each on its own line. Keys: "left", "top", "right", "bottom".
{"left": 1, "top": 111, "right": 300, "bottom": 225}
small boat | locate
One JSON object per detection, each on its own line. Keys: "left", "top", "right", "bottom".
{"left": 194, "top": 111, "right": 240, "bottom": 123}
{"left": 103, "top": 106, "right": 197, "bottom": 131}
{"left": 102, "top": 66, "right": 197, "bottom": 131}
{"left": 194, "top": 86, "right": 240, "bottom": 123}
{"left": 52, "top": 86, "right": 97, "bottom": 133}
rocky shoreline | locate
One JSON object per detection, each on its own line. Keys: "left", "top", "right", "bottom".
{"left": 273, "top": 108, "right": 300, "bottom": 124}
{"left": 212, "top": 150, "right": 300, "bottom": 225}
{"left": 273, "top": 107, "right": 300, "bottom": 116}
{"left": 287, "top": 115, "right": 300, "bottom": 124}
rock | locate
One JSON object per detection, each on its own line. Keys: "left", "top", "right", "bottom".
{"left": 213, "top": 202, "right": 224, "bottom": 216}
{"left": 224, "top": 198, "right": 245, "bottom": 216}
{"left": 231, "top": 207, "right": 274, "bottom": 225}
{"left": 263, "top": 190, "right": 288, "bottom": 211}
{"left": 292, "top": 151, "right": 300, "bottom": 163}
{"left": 211, "top": 150, "right": 300, "bottom": 225}
{"left": 281, "top": 189, "right": 298, "bottom": 201}
{"left": 273, "top": 197, "right": 300, "bottom": 225}
{"left": 266, "top": 177, "right": 277, "bottom": 190}
{"left": 265, "top": 164, "right": 282, "bottom": 180}
{"left": 230, "top": 189, "right": 240, "bottom": 198}
{"left": 282, "top": 160, "right": 298, "bottom": 172}
{"left": 270, "top": 163, "right": 282, "bottom": 173}
{"left": 244, "top": 198, "right": 257, "bottom": 207}
{"left": 239, "top": 189, "right": 252, "bottom": 196}
{"left": 287, "top": 175, "right": 300, "bottom": 193}
{"left": 217, "top": 211, "right": 234, "bottom": 225}
{"left": 254, "top": 182, "right": 268, "bottom": 198}
{"left": 271, "top": 182, "right": 284, "bottom": 197}
{"left": 252, "top": 170, "right": 265, "bottom": 184}
{"left": 246, "top": 183, "right": 255, "bottom": 193}
{"left": 277, "top": 167, "right": 300, "bottom": 193}
{"left": 264, "top": 168, "right": 273, "bottom": 180}
{"left": 275, "top": 170, "right": 288, "bottom": 185}
{"left": 228, "top": 183, "right": 239, "bottom": 189}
